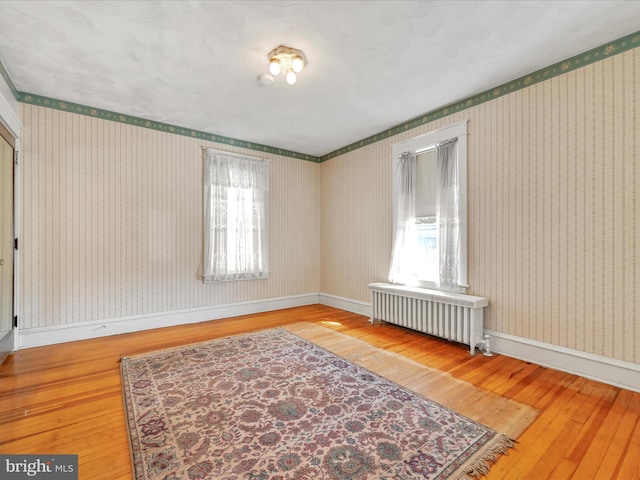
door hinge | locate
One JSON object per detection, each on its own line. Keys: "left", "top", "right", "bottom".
{"left": 14, "top": 238, "right": 18, "bottom": 250}
{"left": 14, "top": 150, "right": 18, "bottom": 165}
{"left": 13, "top": 316, "right": 18, "bottom": 328}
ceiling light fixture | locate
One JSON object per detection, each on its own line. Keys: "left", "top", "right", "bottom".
{"left": 267, "top": 45, "right": 307, "bottom": 85}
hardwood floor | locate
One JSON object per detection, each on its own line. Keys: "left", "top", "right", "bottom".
{"left": 1, "top": 305, "right": 638, "bottom": 479}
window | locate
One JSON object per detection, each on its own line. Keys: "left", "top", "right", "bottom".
{"left": 203, "top": 148, "right": 269, "bottom": 282}
{"left": 388, "top": 120, "right": 468, "bottom": 292}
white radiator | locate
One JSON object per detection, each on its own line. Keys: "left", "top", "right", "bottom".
{"left": 369, "top": 283, "right": 489, "bottom": 355}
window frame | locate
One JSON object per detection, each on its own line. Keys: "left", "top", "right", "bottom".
{"left": 202, "top": 148, "right": 270, "bottom": 283}
{"left": 391, "top": 120, "right": 469, "bottom": 292}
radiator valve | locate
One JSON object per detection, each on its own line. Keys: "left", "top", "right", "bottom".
{"left": 477, "top": 335, "right": 493, "bottom": 357}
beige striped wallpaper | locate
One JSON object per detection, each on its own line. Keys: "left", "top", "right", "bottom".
{"left": 18, "top": 105, "right": 320, "bottom": 329}
{"left": 321, "top": 48, "right": 639, "bottom": 364}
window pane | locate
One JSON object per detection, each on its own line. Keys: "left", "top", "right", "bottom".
{"left": 415, "top": 221, "right": 437, "bottom": 281}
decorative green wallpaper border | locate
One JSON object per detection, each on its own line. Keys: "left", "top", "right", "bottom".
{"left": 6, "top": 29, "right": 640, "bottom": 163}
{"left": 15, "top": 92, "right": 321, "bottom": 162}
{"left": 320, "top": 29, "right": 640, "bottom": 162}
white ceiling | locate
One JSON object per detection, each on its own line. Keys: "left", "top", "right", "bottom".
{"left": 1, "top": 0, "right": 639, "bottom": 158}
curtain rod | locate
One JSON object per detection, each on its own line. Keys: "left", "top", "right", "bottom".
{"left": 414, "top": 145, "right": 437, "bottom": 155}
{"left": 406, "top": 137, "right": 457, "bottom": 157}
{"left": 202, "top": 146, "right": 266, "bottom": 162}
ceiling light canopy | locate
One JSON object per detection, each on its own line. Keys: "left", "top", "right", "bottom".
{"left": 267, "top": 45, "right": 307, "bottom": 85}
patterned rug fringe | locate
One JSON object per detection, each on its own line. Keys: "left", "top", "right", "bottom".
{"left": 453, "top": 434, "right": 515, "bottom": 480}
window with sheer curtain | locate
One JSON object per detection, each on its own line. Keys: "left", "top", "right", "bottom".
{"left": 202, "top": 148, "right": 269, "bottom": 282}
{"left": 388, "top": 120, "right": 468, "bottom": 292}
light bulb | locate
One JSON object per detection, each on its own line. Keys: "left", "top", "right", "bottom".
{"left": 286, "top": 70, "right": 297, "bottom": 85}
{"left": 269, "top": 59, "right": 281, "bottom": 76}
{"left": 292, "top": 57, "right": 304, "bottom": 73}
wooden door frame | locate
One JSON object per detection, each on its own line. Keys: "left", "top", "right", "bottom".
{"left": 0, "top": 123, "right": 15, "bottom": 364}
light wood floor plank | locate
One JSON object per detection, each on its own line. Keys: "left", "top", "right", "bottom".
{"left": 575, "top": 389, "right": 636, "bottom": 479}
{"left": 615, "top": 413, "right": 640, "bottom": 480}
{"left": 487, "top": 376, "right": 588, "bottom": 478}
{"left": 524, "top": 381, "right": 598, "bottom": 479}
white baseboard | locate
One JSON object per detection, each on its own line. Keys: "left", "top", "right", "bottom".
{"left": 0, "top": 328, "right": 16, "bottom": 364}
{"left": 317, "top": 293, "right": 371, "bottom": 317}
{"left": 19, "top": 293, "right": 320, "bottom": 349}
{"left": 485, "top": 329, "right": 640, "bottom": 393}
{"left": 15, "top": 295, "right": 640, "bottom": 393}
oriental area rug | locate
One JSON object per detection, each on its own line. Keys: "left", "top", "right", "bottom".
{"left": 121, "top": 325, "right": 522, "bottom": 480}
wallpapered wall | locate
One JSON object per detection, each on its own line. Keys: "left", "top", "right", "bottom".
{"left": 18, "top": 105, "right": 320, "bottom": 329}
{"left": 16, "top": 46, "right": 639, "bottom": 365}
{"left": 321, "top": 48, "right": 639, "bottom": 364}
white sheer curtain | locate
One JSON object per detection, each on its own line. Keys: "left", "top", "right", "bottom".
{"left": 388, "top": 140, "right": 461, "bottom": 290}
{"left": 436, "top": 139, "right": 460, "bottom": 290}
{"left": 203, "top": 149, "right": 269, "bottom": 282}
{"left": 388, "top": 151, "right": 418, "bottom": 284}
